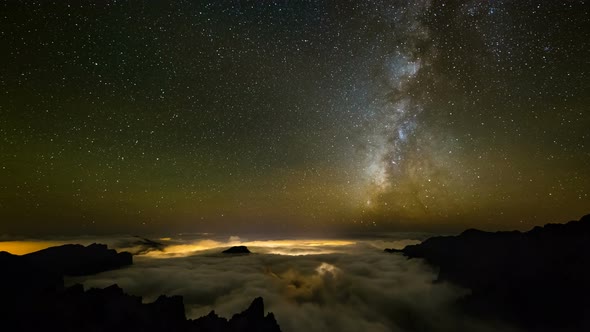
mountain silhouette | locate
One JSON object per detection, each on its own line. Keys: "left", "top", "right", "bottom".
{"left": 0, "top": 243, "right": 281, "bottom": 332}
{"left": 386, "top": 214, "right": 590, "bottom": 332}
{"left": 222, "top": 246, "right": 251, "bottom": 254}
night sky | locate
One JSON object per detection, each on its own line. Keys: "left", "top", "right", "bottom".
{"left": 1, "top": 0, "right": 588, "bottom": 236}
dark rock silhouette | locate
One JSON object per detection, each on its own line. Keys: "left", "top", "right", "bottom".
{"left": 24, "top": 243, "right": 133, "bottom": 275}
{"left": 386, "top": 214, "right": 590, "bottom": 332}
{"left": 191, "top": 297, "right": 281, "bottom": 332}
{"left": 114, "top": 236, "right": 167, "bottom": 255}
{"left": 0, "top": 243, "right": 132, "bottom": 298}
{"left": 0, "top": 243, "right": 281, "bottom": 332}
{"left": 222, "top": 245, "right": 251, "bottom": 254}
{"left": 228, "top": 297, "right": 280, "bottom": 332}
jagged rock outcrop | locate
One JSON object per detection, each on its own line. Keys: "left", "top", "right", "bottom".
{"left": 0, "top": 243, "right": 281, "bottom": 332}
{"left": 222, "top": 246, "right": 251, "bottom": 254}
{"left": 190, "top": 297, "right": 281, "bottom": 332}
{"left": 386, "top": 214, "right": 590, "bottom": 332}
{"left": 2, "top": 282, "right": 280, "bottom": 332}
{"left": 227, "top": 297, "right": 280, "bottom": 332}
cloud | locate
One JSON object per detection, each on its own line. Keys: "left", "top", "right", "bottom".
{"left": 228, "top": 236, "right": 241, "bottom": 243}
{"left": 68, "top": 238, "right": 520, "bottom": 332}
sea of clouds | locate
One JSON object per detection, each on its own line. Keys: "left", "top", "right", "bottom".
{"left": 66, "top": 234, "right": 519, "bottom": 332}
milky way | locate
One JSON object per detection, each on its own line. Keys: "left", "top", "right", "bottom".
{"left": 358, "top": 1, "right": 433, "bottom": 212}
{"left": 1, "top": 1, "right": 588, "bottom": 235}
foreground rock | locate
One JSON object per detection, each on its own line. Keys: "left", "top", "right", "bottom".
{"left": 193, "top": 297, "right": 280, "bottom": 332}
{"left": 222, "top": 245, "right": 251, "bottom": 254}
{"left": 0, "top": 244, "right": 281, "bottom": 332}
{"left": 387, "top": 214, "right": 590, "bottom": 332}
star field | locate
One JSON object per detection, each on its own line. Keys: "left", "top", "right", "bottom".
{"left": 1, "top": 0, "right": 588, "bottom": 235}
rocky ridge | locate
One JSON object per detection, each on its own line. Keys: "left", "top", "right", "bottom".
{"left": 0, "top": 243, "right": 280, "bottom": 332}
{"left": 386, "top": 214, "right": 590, "bottom": 332}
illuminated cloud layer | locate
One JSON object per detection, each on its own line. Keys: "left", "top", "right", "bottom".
{"left": 69, "top": 238, "right": 519, "bottom": 332}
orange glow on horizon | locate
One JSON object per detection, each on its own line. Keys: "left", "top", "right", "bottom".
{"left": 0, "top": 238, "right": 417, "bottom": 258}
{"left": 0, "top": 241, "right": 67, "bottom": 255}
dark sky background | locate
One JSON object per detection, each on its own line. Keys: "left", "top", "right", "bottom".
{"left": 1, "top": 0, "right": 588, "bottom": 236}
